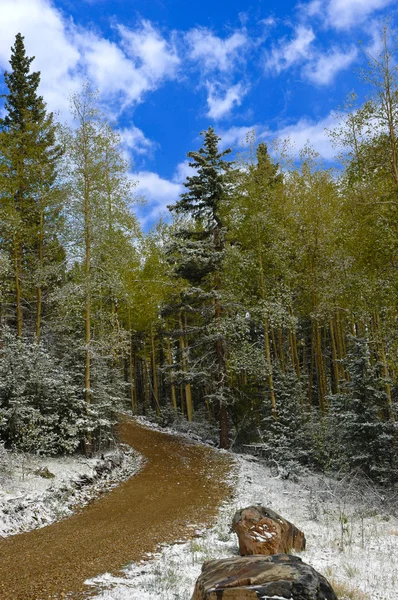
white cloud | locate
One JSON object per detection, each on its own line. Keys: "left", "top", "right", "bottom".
{"left": 186, "top": 28, "right": 248, "bottom": 72}
{"left": 119, "top": 21, "right": 180, "bottom": 82}
{"left": 77, "top": 22, "right": 180, "bottom": 111}
{"left": 304, "top": 0, "right": 322, "bottom": 17}
{"left": 206, "top": 82, "right": 247, "bottom": 120}
{"left": 185, "top": 28, "right": 249, "bottom": 122}
{"left": 212, "top": 116, "right": 337, "bottom": 159}
{"left": 265, "top": 25, "right": 315, "bottom": 73}
{"left": 327, "top": 0, "right": 393, "bottom": 29}
{"left": 302, "top": 0, "right": 394, "bottom": 30}
{"left": 272, "top": 113, "right": 337, "bottom": 159}
{"left": 0, "top": 0, "right": 180, "bottom": 119}
{"left": 217, "top": 125, "right": 261, "bottom": 150}
{"left": 303, "top": 46, "right": 358, "bottom": 85}
{"left": 135, "top": 171, "right": 183, "bottom": 225}
{"left": 261, "top": 17, "right": 277, "bottom": 28}
{"left": 173, "top": 160, "right": 197, "bottom": 184}
{"left": 77, "top": 33, "right": 148, "bottom": 108}
{"left": 0, "top": 0, "right": 82, "bottom": 115}
{"left": 119, "top": 126, "right": 155, "bottom": 156}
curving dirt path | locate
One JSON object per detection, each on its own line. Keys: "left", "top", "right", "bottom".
{"left": 0, "top": 420, "right": 233, "bottom": 600}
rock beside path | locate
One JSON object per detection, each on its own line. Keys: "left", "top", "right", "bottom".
{"left": 191, "top": 554, "right": 338, "bottom": 600}
{"left": 232, "top": 505, "right": 306, "bottom": 556}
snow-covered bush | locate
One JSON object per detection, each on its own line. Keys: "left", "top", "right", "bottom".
{"left": 146, "top": 405, "right": 219, "bottom": 445}
{"left": 326, "top": 336, "right": 397, "bottom": 485}
{"left": 0, "top": 441, "right": 13, "bottom": 484}
{"left": 235, "top": 367, "right": 315, "bottom": 476}
{"left": 0, "top": 328, "right": 87, "bottom": 454}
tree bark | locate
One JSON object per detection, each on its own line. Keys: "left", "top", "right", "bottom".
{"left": 178, "top": 314, "right": 193, "bottom": 421}
{"left": 150, "top": 325, "right": 160, "bottom": 416}
{"left": 166, "top": 336, "right": 178, "bottom": 412}
{"left": 36, "top": 206, "right": 44, "bottom": 342}
{"left": 13, "top": 236, "right": 23, "bottom": 338}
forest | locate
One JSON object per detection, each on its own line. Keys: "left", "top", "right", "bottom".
{"left": 0, "top": 31, "right": 397, "bottom": 486}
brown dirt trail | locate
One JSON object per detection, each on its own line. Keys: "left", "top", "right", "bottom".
{"left": 0, "top": 420, "right": 233, "bottom": 600}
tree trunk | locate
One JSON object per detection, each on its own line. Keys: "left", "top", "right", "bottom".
{"left": 213, "top": 228, "right": 230, "bottom": 447}
{"left": 36, "top": 208, "right": 44, "bottom": 342}
{"left": 178, "top": 314, "right": 193, "bottom": 421}
{"left": 129, "top": 334, "right": 135, "bottom": 412}
{"left": 373, "top": 311, "right": 392, "bottom": 407}
{"left": 150, "top": 325, "right": 160, "bottom": 415}
{"left": 219, "top": 402, "right": 229, "bottom": 449}
{"left": 330, "top": 317, "right": 340, "bottom": 394}
{"left": 291, "top": 328, "right": 301, "bottom": 380}
{"left": 264, "top": 319, "right": 277, "bottom": 418}
{"left": 315, "top": 321, "right": 327, "bottom": 413}
{"left": 278, "top": 327, "right": 286, "bottom": 372}
{"left": 256, "top": 233, "right": 277, "bottom": 419}
{"left": 84, "top": 177, "right": 91, "bottom": 410}
{"left": 166, "top": 336, "right": 178, "bottom": 412}
{"left": 13, "top": 236, "right": 23, "bottom": 338}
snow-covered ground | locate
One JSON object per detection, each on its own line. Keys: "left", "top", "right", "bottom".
{"left": 0, "top": 444, "right": 143, "bottom": 538}
{"left": 87, "top": 452, "right": 398, "bottom": 600}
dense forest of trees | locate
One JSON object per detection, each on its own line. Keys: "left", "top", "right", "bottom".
{"left": 0, "top": 32, "right": 397, "bottom": 484}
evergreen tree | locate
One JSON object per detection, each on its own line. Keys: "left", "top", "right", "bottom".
{"left": 168, "top": 127, "right": 233, "bottom": 447}
{"left": 0, "top": 33, "right": 62, "bottom": 339}
{"left": 328, "top": 336, "right": 397, "bottom": 484}
{"left": 0, "top": 327, "right": 86, "bottom": 454}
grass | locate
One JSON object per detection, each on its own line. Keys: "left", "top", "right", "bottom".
{"left": 330, "top": 580, "right": 370, "bottom": 600}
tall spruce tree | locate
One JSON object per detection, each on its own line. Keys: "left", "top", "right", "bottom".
{"left": 0, "top": 33, "right": 62, "bottom": 339}
{"left": 168, "top": 127, "right": 233, "bottom": 448}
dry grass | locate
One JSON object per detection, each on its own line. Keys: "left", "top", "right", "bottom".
{"left": 328, "top": 578, "right": 370, "bottom": 600}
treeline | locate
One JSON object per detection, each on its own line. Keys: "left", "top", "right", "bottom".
{"left": 0, "top": 33, "right": 397, "bottom": 484}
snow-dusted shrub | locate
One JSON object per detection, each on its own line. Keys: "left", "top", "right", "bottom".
{"left": 146, "top": 405, "right": 219, "bottom": 445}
{"left": 239, "top": 367, "right": 315, "bottom": 476}
{"left": 0, "top": 328, "right": 87, "bottom": 454}
{"left": 0, "top": 441, "right": 14, "bottom": 483}
{"left": 326, "top": 337, "right": 397, "bottom": 486}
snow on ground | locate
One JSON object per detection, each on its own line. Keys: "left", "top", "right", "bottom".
{"left": 0, "top": 445, "right": 143, "bottom": 538}
{"left": 87, "top": 451, "right": 398, "bottom": 600}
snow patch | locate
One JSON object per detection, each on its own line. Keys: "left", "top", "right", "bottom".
{"left": 87, "top": 452, "right": 398, "bottom": 600}
{"left": 0, "top": 445, "right": 143, "bottom": 538}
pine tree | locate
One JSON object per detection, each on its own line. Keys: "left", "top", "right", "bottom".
{"left": 328, "top": 336, "right": 397, "bottom": 484}
{"left": 0, "top": 33, "right": 62, "bottom": 339}
{"left": 168, "top": 127, "right": 233, "bottom": 447}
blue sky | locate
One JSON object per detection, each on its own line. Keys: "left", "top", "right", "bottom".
{"left": 0, "top": 0, "right": 397, "bottom": 228}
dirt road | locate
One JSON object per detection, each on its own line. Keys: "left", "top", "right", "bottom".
{"left": 0, "top": 420, "right": 233, "bottom": 599}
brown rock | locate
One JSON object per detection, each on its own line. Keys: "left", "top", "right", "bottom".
{"left": 191, "top": 554, "right": 338, "bottom": 600}
{"left": 231, "top": 506, "right": 306, "bottom": 556}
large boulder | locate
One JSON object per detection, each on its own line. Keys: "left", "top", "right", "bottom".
{"left": 191, "top": 554, "right": 337, "bottom": 600}
{"left": 232, "top": 505, "right": 306, "bottom": 556}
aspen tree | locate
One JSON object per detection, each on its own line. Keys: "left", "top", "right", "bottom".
{"left": 63, "top": 85, "right": 139, "bottom": 428}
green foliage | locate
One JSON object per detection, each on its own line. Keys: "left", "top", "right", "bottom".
{"left": 0, "top": 33, "right": 63, "bottom": 336}
{"left": 327, "top": 337, "right": 397, "bottom": 485}
{"left": 171, "top": 126, "right": 232, "bottom": 227}
{"left": 0, "top": 28, "right": 397, "bottom": 478}
{"left": 0, "top": 328, "right": 86, "bottom": 454}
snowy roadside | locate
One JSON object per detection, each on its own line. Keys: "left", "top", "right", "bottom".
{"left": 87, "top": 449, "right": 398, "bottom": 600}
{"left": 0, "top": 444, "right": 143, "bottom": 538}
